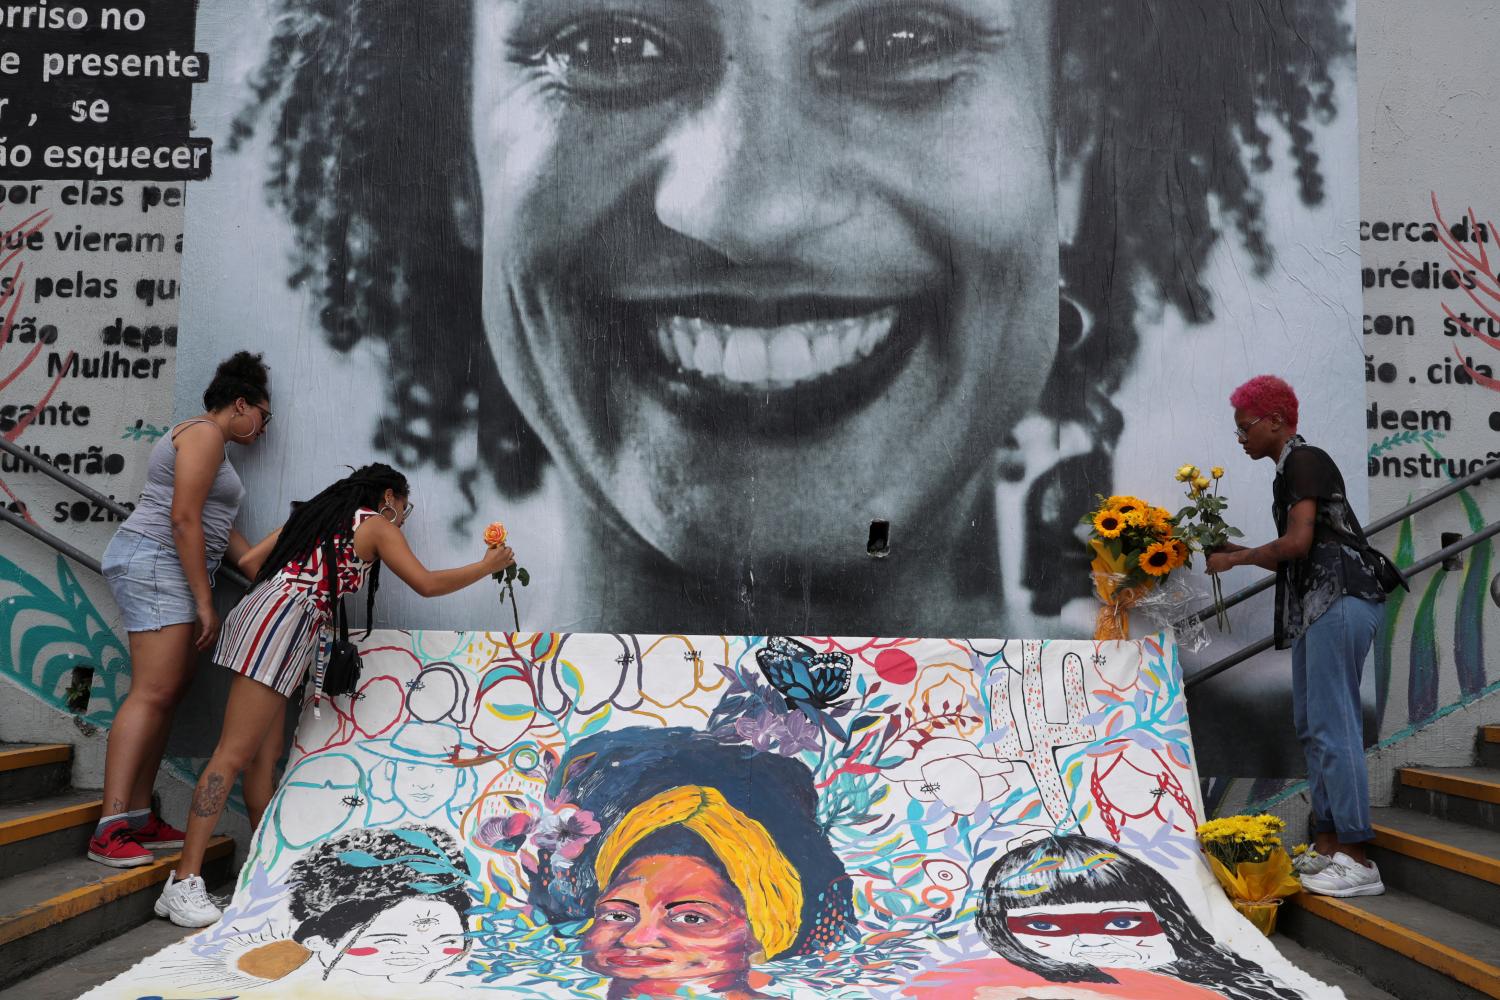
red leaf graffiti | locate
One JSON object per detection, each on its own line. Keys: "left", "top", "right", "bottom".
{"left": 1431, "top": 193, "right": 1500, "bottom": 392}
{"left": 0, "top": 205, "right": 71, "bottom": 522}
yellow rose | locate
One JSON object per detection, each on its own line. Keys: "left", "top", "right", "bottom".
{"left": 1175, "top": 464, "right": 1197, "bottom": 482}
{"left": 1211, "top": 466, "right": 1225, "bottom": 479}
{"left": 1192, "top": 475, "right": 1211, "bottom": 491}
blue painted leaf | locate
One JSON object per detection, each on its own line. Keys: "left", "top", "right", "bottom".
{"left": 390, "top": 827, "right": 446, "bottom": 856}
{"left": 1453, "top": 489, "right": 1489, "bottom": 697}
{"left": 1376, "top": 514, "right": 1415, "bottom": 729}
{"left": 1408, "top": 568, "right": 1446, "bottom": 723}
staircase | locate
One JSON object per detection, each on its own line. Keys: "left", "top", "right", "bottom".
{"left": 0, "top": 742, "right": 234, "bottom": 991}
{"left": 1282, "top": 724, "right": 1500, "bottom": 1000}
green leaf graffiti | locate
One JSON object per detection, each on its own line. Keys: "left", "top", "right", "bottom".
{"left": 0, "top": 552, "right": 129, "bottom": 725}
{"left": 1374, "top": 512, "right": 1415, "bottom": 729}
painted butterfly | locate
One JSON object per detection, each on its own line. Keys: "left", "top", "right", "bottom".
{"left": 756, "top": 637, "right": 853, "bottom": 743}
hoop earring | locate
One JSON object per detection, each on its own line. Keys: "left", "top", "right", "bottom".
{"left": 379, "top": 504, "right": 399, "bottom": 523}
{"left": 227, "top": 412, "right": 256, "bottom": 442}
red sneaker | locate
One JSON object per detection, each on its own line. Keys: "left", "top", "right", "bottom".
{"left": 87, "top": 819, "right": 153, "bottom": 868}
{"left": 133, "top": 813, "right": 186, "bottom": 850}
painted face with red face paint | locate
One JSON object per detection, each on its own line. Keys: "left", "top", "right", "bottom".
{"left": 582, "top": 855, "right": 769, "bottom": 998}
{"left": 305, "top": 896, "right": 469, "bottom": 984}
{"left": 1004, "top": 900, "right": 1179, "bottom": 971}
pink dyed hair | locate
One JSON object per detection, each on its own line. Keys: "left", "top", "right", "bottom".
{"left": 1229, "top": 375, "right": 1299, "bottom": 429}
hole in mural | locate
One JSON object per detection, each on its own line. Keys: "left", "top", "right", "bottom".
{"left": 867, "top": 519, "right": 890, "bottom": 557}
{"left": 1441, "top": 531, "right": 1464, "bottom": 571}
{"left": 65, "top": 665, "right": 93, "bottom": 714}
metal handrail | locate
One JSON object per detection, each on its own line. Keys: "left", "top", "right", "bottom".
{"left": 1179, "top": 456, "right": 1500, "bottom": 627}
{"left": 0, "top": 504, "right": 103, "bottom": 575}
{"left": 0, "top": 434, "right": 251, "bottom": 589}
{"left": 1184, "top": 517, "right": 1500, "bottom": 689}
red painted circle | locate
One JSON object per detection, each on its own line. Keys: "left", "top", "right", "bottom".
{"left": 873, "top": 649, "right": 918, "bottom": 685}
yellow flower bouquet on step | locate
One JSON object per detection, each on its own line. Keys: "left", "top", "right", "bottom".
{"left": 1197, "top": 814, "right": 1301, "bottom": 936}
{"left": 1083, "top": 494, "right": 1188, "bottom": 640}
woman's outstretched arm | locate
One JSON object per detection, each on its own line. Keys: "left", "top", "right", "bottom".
{"left": 354, "top": 516, "right": 513, "bottom": 597}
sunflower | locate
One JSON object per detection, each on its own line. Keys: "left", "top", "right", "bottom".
{"left": 1093, "top": 509, "right": 1125, "bottom": 539}
{"left": 1168, "top": 539, "right": 1190, "bottom": 568}
{"left": 1112, "top": 496, "right": 1146, "bottom": 517}
{"left": 1140, "top": 542, "right": 1175, "bottom": 576}
{"left": 1122, "top": 507, "right": 1150, "bottom": 528}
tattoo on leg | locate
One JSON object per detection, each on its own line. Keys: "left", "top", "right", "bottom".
{"left": 108, "top": 798, "right": 127, "bottom": 814}
{"left": 191, "top": 773, "right": 228, "bottom": 818}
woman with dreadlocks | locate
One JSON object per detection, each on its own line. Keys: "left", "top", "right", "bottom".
{"left": 156, "top": 463, "right": 513, "bottom": 928}
{"left": 208, "top": 0, "right": 1353, "bottom": 637}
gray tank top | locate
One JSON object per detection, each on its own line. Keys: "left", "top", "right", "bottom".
{"left": 118, "top": 418, "right": 245, "bottom": 566}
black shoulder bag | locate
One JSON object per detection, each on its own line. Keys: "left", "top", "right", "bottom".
{"left": 319, "top": 534, "right": 364, "bottom": 696}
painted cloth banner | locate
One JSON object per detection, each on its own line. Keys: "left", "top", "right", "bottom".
{"left": 86, "top": 633, "right": 1337, "bottom": 999}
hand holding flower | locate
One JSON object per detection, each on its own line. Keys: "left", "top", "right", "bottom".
{"left": 483, "top": 521, "right": 531, "bottom": 631}
{"left": 1204, "top": 550, "right": 1236, "bottom": 575}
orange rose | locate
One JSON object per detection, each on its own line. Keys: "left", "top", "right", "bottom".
{"left": 483, "top": 521, "right": 508, "bottom": 547}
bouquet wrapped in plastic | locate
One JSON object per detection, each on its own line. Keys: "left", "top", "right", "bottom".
{"left": 1196, "top": 814, "right": 1301, "bottom": 936}
{"left": 1083, "top": 496, "right": 1189, "bottom": 640}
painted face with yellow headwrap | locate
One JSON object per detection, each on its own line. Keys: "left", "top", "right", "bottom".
{"left": 581, "top": 785, "right": 798, "bottom": 996}
{"left": 527, "top": 726, "right": 856, "bottom": 994}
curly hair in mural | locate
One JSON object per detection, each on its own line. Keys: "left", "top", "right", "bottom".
{"left": 232, "top": 0, "right": 1348, "bottom": 488}
{"left": 524, "top": 727, "right": 854, "bottom": 996}
{"left": 977, "top": 835, "right": 1304, "bottom": 1000}
{"left": 234, "top": 826, "right": 473, "bottom": 985}
{"left": 222, "top": 0, "right": 1353, "bottom": 626}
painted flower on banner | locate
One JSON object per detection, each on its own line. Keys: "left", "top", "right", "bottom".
{"left": 478, "top": 809, "right": 537, "bottom": 853}
{"left": 734, "top": 706, "right": 822, "bottom": 756}
{"left": 530, "top": 802, "right": 601, "bottom": 867}
{"left": 887, "top": 736, "right": 1012, "bottom": 815}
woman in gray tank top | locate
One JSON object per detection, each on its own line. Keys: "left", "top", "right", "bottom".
{"left": 89, "top": 352, "right": 280, "bottom": 870}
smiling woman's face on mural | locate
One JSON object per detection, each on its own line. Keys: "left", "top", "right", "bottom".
{"left": 309, "top": 897, "right": 469, "bottom": 983}
{"left": 470, "top": 0, "right": 1059, "bottom": 572}
{"left": 1004, "top": 900, "right": 1179, "bottom": 971}
{"left": 582, "top": 854, "right": 762, "bottom": 990}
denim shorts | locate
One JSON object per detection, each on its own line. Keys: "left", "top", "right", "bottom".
{"left": 101, "top": 530, "right": 213, "bottom": 633}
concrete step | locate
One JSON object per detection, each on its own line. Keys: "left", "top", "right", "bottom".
{"left": 1480, "top": 725, "right": 1500, "bottom": 769}
{"left": 1282, "top": 887, "right": 1500, "bottom": 1000}
{"left": 0, "top": 836, "right": 234, "bottom": 990}
{"left": 0, "top": 919, "right": 195, "bottom": 1000}
{"left": 0, "top": 789, "right": 100, "bottom": 880}
{"left": 1394, "top": 766, "right": 1500, "bottom": 831}
{"left": 1370, "top": 806, "right": 1500, "bottom": 927}
{"left": 0, "top": 744, "right": 71, "bottom": 805}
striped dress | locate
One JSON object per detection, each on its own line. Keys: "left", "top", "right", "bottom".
{"left": 214, "top": 509, "right": 379, "bottom": 698}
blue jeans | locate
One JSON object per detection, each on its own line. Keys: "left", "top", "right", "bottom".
{"left": 1292, "top": 594, "right": 1383, "bottom": 843}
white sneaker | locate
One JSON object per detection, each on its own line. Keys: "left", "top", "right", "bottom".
{"left": 1300, "top": 853, "right": 1385, "bottom": 897}
{"left": 1292, "top": 847, "right": 1334, "bottom": 875}
{"left": 154, "top": 872, "right": 223, "bottom": 928}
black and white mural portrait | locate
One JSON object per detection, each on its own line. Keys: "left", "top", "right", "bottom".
{"left": 181, "top": 0, "right": 1362, "bottom": 656}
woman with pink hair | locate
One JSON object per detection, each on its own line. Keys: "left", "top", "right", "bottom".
{"left": 1206, "top": 375, "right": 1401, "bottom": 898}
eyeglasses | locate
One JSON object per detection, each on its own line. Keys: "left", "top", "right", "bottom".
{"left": 399, "top": 501, "right": 416, "bottom": 524}
{"left": 1234, "top": 415, "right": 1265, "bottom": 441}
{"left": 253, "top": 403, "right": 273, "bottom": 428}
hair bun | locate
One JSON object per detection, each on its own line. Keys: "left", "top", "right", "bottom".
{"left": 203, "top": 351, "right": 271, "bottom": 410}
{"left": 215, "top": 350, "right": 270, "bottom": 389}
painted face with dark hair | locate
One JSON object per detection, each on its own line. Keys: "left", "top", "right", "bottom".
{"left": 582, "top": 855, "right": 765, "bottom": 995}
{"left": 470, "top": 0, "right": 1058, "bottom": 584}
{"left": 303, "top": 897, "right": 469, "bottom": 983}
